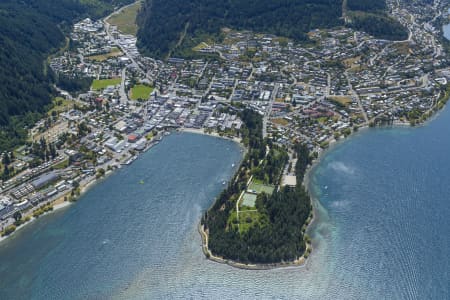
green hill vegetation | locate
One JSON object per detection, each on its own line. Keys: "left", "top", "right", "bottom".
{"left": 136, "top": 0, "right": 408, "bottom": 60}
{"left": 137, "top": 0, "right": 343, "bottom": 59}
{"left": 202, "top": 109, "right": 313, "bottom": 264}
{"left": 346, "top": 0, "right": 387, "bottom": 12}
{"left": 0, "top": 0, "right": 133, "bottom": 152}
{"left": 347, "top": 12, "right": 409, "bottom": 41}
{"left": 346, "top": 0, "right": 408, "bottom": 41}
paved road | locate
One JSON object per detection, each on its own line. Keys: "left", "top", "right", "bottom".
{"left": 263, "top": 84, "right": 279, "bottom": 138}
{"left": 344, "top": 70, "right": 368, "bottom": 123}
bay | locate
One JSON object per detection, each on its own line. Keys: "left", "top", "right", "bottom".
{"left": 1, "top": 78, "right": 450, "bottom": 299}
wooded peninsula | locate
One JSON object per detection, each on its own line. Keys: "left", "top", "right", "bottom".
{"left": 201, "top": 109, "right": 313, "bottom": 266}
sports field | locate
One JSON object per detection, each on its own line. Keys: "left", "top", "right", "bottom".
{"left": 248, "top": 181, "right": 274, "bottom": 195}
{"left": 241, "top": 193, "right": 257, "bottom": 207}
{"left": 91, "top": 78, "right": 121, "bottom": 90}
{"left": 86, "top": 48, "right": 123, "bottom": 62}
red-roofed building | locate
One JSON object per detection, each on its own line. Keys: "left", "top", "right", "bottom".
{"left": 128, "top": 134, "right": 138, "bottom": 143}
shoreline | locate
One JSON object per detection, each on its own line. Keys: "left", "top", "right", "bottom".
{"left": 196, "top": 128, "right": 314, "bottom": 270}
{"left": 2, "top": 97, "right": 448, "bottom": 257}
{"left": 2, "top": 0, "right": 449, "bottom": 256}
{"left": 0, "top": 150, "right": 119, "bottom": 244}
{"left": 0, "top": 195, "right": 73, "bottom": 244}
{"left": 198, "top": 223, "right": 311, "bottom": 270}
{"left": 178, "top": 127, "right": 243, "bottom": 145}
{"left": 198, "top": 94, "right": 450, "bottom": 270}
{"left": 0, "top": 128, "right": 243, "bottom": 245}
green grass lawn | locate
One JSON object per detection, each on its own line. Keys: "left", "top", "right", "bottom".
{"left": 48, "top": 97, "right": 73, "bottom": 115}
{"left": 108, "top": 1, "right": 141, "bottom": 35}
{"left": 91, "top": 78, "right": 121, "bottom": 91}
{"left": 238, "top": 210, "right": 265, "bottom": 233}
{"left": 53, "top": 159, "right": 69, "bottom": 169}
{"left": 86, "top": 47, "right": 123, "bottom": 62}
{"left": 131, "top": 84, "right": 153, "bottom": 100}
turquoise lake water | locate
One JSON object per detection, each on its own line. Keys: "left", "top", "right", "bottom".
{"left": 445, "top": 22, "right": 450, "bottom": 40}
{"left": 445, "top": 7, "right": 450, "bottom": 39}
{"left": 1, "top": 107, "right": 450, "bottom": 299}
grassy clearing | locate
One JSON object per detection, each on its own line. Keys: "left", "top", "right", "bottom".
{"left": 392, "top": 42, "right": 411, "bottom": 55}
{"left": 251, "top": 178, "right": 263, "bottom": 185}
{"left": 238, "top": 210, "right": 265, "bottom": 233}
{"left": 108, "top": 1, "right": 141, "bottom": 35}
{"left": 328, "top": 96, "right": 353, "bottom": 107}
{"left": 91, "top": 78, "right": 121, "bottom": 91}
{"left": 48, "top": 97, "right": 73, "bottom": 115}
{"left": 131, "top": 84, "right": 153, "bottom": 100}
{"left": 86, "top": 47, "right": 123, "bottom": 62}
{"left": 343, "top": 56, "right": 361, "bottom": 68}
{"left": 271, "top": 118, "right": 289, "bottom": 126}
{"left": 53, "top": 159, "right": 69, "bottom": 169}
{"left": 192, "top": 42, "right": 209, "bottom": 51}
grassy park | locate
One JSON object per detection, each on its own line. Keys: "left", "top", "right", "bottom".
{"left": 327, "top": 96, "right": 353, "bottom": 107}
{"left": 131, "top": 84, "right": 153, "bottom": 100}
{"left": 91, "top": 78, "right": 121, "bottom": 91}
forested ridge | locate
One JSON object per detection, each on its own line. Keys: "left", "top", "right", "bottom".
{"left": 137, "top": 0, "right": 408, "bottom": 59}
{"left": 137, "top": 0, "right": 343, "bottom": 59}
{"left": 0, "top": 0, "right": 132, "bottom": 151}
{"left": 202, "top": 110, "right": 313, "bottom": 264}
{"left": 346, "top": 0, "right": 408, "bottom": 41}
{"left": 347, "top": 0, "right": 387, "bottom": 12}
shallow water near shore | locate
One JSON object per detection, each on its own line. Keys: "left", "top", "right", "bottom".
{"left": 1, "top": 105, "right": 450, "bottom": 299}
{"left": 444, "top": 8, "right": 450, "bottom": 40}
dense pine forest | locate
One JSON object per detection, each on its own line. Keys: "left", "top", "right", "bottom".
{"left": 0, "top": 0, "right": 132, "bottom": 151}
{"left": 202, "top": 110, "right": 313, "bottom": 264}
{"left": 346, "top": 0, "right": 408, "bottom": 41}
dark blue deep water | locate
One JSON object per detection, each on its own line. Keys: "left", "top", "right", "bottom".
{"left": 2, "top": 112, "right": 450, "bottom": 298}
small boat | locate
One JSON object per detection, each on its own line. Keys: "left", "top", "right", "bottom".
{"left": 139, "top": 180, "right": 144, "bottom": 184}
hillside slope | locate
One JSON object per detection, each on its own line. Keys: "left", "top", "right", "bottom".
{"left": 346, "top": 0, "right": 408, "bottom": 41}
{"left": 137, "top": 0, "right": 343, "bottom": 59}
{"left": 0, "top": 0, "right": 132, "bottom": 151}
{"left": 137, "top": 0, "right": 408, "bottom": 60}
